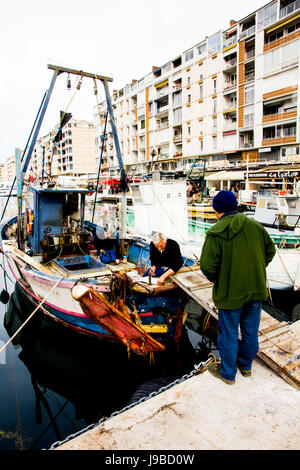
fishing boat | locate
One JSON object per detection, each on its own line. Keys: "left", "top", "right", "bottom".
{"left": 0, "top": 64, "right": 195, "bottom": 358}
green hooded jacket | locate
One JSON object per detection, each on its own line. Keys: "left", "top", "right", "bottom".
{"left": 199, "top": 212, "right": 276, "bottom": 310}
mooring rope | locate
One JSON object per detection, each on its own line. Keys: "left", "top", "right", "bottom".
{"left": 0, "top": 276, "right": 63, "bottom": 354}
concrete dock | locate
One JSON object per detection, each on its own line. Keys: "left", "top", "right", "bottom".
{"left": 54, "top": 321, "right": 300, "bottom": 450}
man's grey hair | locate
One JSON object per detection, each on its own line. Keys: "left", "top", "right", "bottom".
{"left": 152, "top": 232, "right": 167, "bottom": 245}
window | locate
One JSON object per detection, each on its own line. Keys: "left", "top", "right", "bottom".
{"left": 213, "top": 136, "right": 217, "bottom": 150}
{"left": 185, "top": 49, "right": 194, "bottom": 62}
{"left": 257, "top": 2, "right": 277, "bottom": 31}
{"left": 212, "top": 116, "right": 217, "bottom": 130}
{"left": 187, "top": 126, "right": 191, "bottom": 135}
{"left": 173, "top": 108, "right": 182, "bottom": 124}
{"left": 213, "top": 79, "right": 217, "bottom": 94}
{"left": 266, "top": 30, "right": 284, "bottom": 44}
{"left": 208, "top": 32, "right": 221, "bottom": 56}
{"left": 187, "top": 94, "right": 191, "bottom": 103}
{"left": 197, "top": 42, "right": 206, "bottom": 56}
{"left": 287, "top": 22, "right": 300, "bottom": 34}
{"left": 187, "top": 76, "right": 191, "bottom": 86}
{"left": 199, "top": 85, "right": 203, "bottom": 99}
{"left": 284, "top": 123, "right": 296, "bottom": 136}
{"left": 264, "top": 39, "right": 299, "bottom": 75}
{"left": 244, "top": 105, "right": 254, "bottom": 126}
{"left": 213, "top": 98, "right": 217, "bottom": 114}
{"left": 245, "top": 85, "right": 255, "bottom": 105}
{"left": 173, "top": 91, "right": 182, "bottom": 108}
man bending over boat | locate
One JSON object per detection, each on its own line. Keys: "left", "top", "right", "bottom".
{"left": 144, "top": 232, "right": 183, "bottom": 285}
{"left": 94, "top": 227, "right": 120, "bottom": 264}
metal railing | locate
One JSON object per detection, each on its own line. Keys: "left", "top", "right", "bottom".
{"left": 223, "top": 35, "right": 237, "bottom": 49}
{"left": 280, "top": 0, "right": 300, "bottom": 19}
{"left": 240, "top": 25, "right": 256, "bottom": 40}
{"left": 264, "top": 56, "right": 299, "bottom": 77}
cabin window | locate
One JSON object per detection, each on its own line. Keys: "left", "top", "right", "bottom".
{"left": 287, "top": 200, "right": 297, "bottom": 209}
{"left": 266, "top": 199, "right": 278, "bottom": 210}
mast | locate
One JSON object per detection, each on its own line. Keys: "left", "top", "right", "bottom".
{"left": 102, "top": 78, "right": 129, "bottom": 251}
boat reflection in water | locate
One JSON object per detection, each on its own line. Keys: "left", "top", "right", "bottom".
{"left": 4, "top": 281, "right": 198, "bottom": 450}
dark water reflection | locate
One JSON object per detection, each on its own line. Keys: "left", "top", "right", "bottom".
{"left": 0, "top": 279, "right": 198, "bottom": 450}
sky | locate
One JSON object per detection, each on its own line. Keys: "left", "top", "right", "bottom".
{"left": 0, "top": 0, "right": 269, "bottom": 163}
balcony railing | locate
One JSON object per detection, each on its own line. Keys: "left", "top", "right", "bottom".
{"left": 264, "top": 56, "right": 299, "bottom": 77}
{"left": 280, "top": 0, "right": 300, "bottom": 19}
{"left": 245, "top": 49, "right": 255, "bottom": 60}
{"left": 225, "top": 58, "right": 237, "bottom": 68}
{"left": 262, "top": 110, "right": 297, "bottom": 124}
{"left": 245, "top": 72, "right": 255, "bottom": 82}
{"left": 155, "top": 105, "right": 169, "bottom": 115}
{"left": 223, "top": 35, "right": 237, "bottom": 49}
{"left": 223, "top": 121, "right": 237, "bottom": 131}
{"left": 240, "top": 25, "right": 256, "bottom": 40}
{"left": 240, "top": 140, "right": 254, "bottom": 148}
{"left": 157, "top": 122, "right": 169, "bottom": 129}
{"left": 224, "top": 80, "right": 237, "bottom": 91}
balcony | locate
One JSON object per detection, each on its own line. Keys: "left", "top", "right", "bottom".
{"left": 245, "top": 71, "right": 255, "bottom": 83}
{"left": 157, "top": 87, "right": 169, "bottom": 98}
{"left": 224, "top": 58, "right": 237, "bottom": 69}
{"left": 262, "top": 110, "right": 297, "bottom": 123}
{"left": 155, "top": 105, "right": 169, "bottom": 116}
{"left": 262, "top": 135, "right": 296, "bottom": 146}
{"left": 239, "top": 25, "right": 256, "bottom": 40}
{"left": 173, "top": 134, "right": 182, "bottom": 142}
{"left": 223, "top": 80, "right": 237, "bottom": 91}
{"left": 223, "top": 120, "right": 237, "bottom": 132}
{"left": 245, "top": 49, "right": 255, "bottom": 61}
{"left": 156, "top": 121, "right": 169, "bottom": 129}
{"left": 280, "top": 0, "right": 300, "bottom": 19}
{"left": 223, "top": 35, "right": 237, "bottom": 49}
{"left": 241, "top": 140, "right": 254, "bottom": 148}
{"left": 264, "top": 56, "right": 299, "bottom": 77}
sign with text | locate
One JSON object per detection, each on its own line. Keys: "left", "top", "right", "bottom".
{"left": 246, "top": 170, "right": 300, "bottom": 179}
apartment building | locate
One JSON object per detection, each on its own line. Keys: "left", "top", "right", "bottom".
{"left": 1, "top": 156, "right": 16, "bottom": 182}
{"left": 94, "top": 0, "right": 300, "bottom": 177}
{"left": 27, "top": 120, "right": 97, "bottom": 180}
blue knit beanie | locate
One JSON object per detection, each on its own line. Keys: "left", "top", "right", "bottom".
{"left": 213, "top": 190, "right": 238, "bottom": 213}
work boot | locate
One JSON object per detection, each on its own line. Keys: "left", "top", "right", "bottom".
{"left": 208, "top": 363, "right": 235, "bottom": 385}
{"left": 237, "top": 362, "right": 251, "bottom": 377}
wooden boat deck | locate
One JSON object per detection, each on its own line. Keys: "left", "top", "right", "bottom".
{"left": 172, "top": 265, "right": 300, "bottom": 390}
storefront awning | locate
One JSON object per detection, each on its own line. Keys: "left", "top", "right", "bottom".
{"left": 205, "top": 170, "right": 245, "bottom": 181}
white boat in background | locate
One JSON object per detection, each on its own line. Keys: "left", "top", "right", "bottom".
{"left": 253, "top": 193, "right": 300, "bottom": 234}
{"left": 0, "top": 182, "right": 17, "bottom": 197}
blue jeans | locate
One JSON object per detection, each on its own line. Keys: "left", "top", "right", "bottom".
{"left": 100, "top": 249, "right": 116, "bottom": 264}
{"left": 217, "top": 301, "right": 262, "bottom": 381}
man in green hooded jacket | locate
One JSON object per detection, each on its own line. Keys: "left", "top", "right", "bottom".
{"left": 200, "top": 190, "right": 276, "bottom": 384}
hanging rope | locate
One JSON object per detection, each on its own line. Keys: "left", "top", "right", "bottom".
{"left": 0, "top": 276, "right": 63, "bottom": 354}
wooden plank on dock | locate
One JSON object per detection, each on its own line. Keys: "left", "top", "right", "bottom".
{"left": 172, "top": 266, "right": 300, "bottom": 390}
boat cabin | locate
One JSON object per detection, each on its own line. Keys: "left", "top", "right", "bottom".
{"left": 254, "top": 194, "right": 300, "bottom": 230}
{"left": 26, "top": 185, "right": 94, "bottom": 263}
